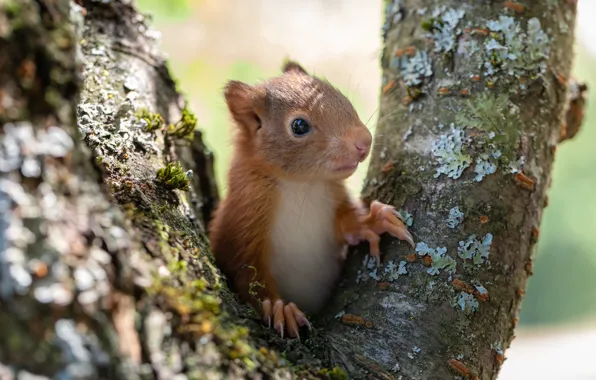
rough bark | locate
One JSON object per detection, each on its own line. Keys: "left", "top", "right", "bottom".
{"left": 0, "top": 0, "right": 582, "bottom": 380}
{"left": 319, "top": 1, "right": 580, "bottom": 379}
{"left": 0, "top": 0, "right": 326, "bottom": 379}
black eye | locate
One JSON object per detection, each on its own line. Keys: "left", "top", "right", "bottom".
{"left": 291, "top": 118, "right": 311, "bottom": 136}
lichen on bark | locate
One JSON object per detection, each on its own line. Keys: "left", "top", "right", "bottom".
{"left": 0, "top": 0, "right": 330, "bottom": 378}
{"left": 319, "top": 1, "right": 579, "bottom": 379}
{"left": 0, "top": 0, "right": 582, "bottom": 379}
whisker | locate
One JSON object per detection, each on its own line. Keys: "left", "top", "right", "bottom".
{"left": 364, "top": 84, "right": 403, "bottom": 128}
{"left": 372, "top": 142, "right": 391, "bottom": 149}
{"left": 374, "top": 108, "right": 408, "bottom": 126}
{"left": 365, "top": 105, "right": 381, "bottom": 127}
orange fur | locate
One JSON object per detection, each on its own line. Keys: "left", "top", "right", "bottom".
{"left": 209, "top": 60, "right": 372, "bottom": 313}
{"left": 329, "top": 182, "right": 366, "bottom": 246}
{"left": 209, "top": 152, "right": 281, "bottom": 308}
{"left": 209, "top": 61, "right": 412, "bottom": 335}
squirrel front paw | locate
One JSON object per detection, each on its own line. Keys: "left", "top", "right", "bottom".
{"left": 347, "top": 200, "right": 415, "bottom": 265}
{"left": 262, "top": 299, "right": 311, "bottom": 339}
{"left": 366, "top": 200, "right": 415, "bottom": 246}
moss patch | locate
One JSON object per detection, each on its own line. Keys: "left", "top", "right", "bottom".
{"left": 166, "top": 106, "right": 198, "bottom": 141}
{"left": 156, "top": 161, "right": 190, "bottom": 191}
{"left": 136, "top": 108, "right": 165, "bottom": 133}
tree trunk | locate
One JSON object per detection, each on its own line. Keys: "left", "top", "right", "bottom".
{"left": 0, "top": 1, "right": 322, "bottom": 379}
{"left": 0, "top": 0, "right": 581, "bottom": 380}
{"left": 318, "top": 1, "right": 580, "bottom": 379}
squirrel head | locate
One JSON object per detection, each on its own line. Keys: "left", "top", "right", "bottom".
{"left": 224, "top": 60, "right": 372, "bottom": 181}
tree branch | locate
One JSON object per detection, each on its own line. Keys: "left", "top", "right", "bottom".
{"left": 559, "top": 77, "right": 587, "bottom": 143}
{"left": 319, "top": 1, "right": 579, "bottom": 379}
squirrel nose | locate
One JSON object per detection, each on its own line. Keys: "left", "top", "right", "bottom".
{"left": 355, "top": 138, "right": 371, "bottom": 160}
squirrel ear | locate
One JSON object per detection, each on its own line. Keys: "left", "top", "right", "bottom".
{"left": 281, "top": 59, "right": 308, "bottom": 75}
{"left": 224, "top": 80, "right": 265, "bottom": 136}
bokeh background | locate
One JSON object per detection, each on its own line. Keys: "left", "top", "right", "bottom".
{"left": 135, "top": 0, "right": 596, "bottom": 378}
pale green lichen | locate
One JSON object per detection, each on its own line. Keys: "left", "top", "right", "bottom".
{"left": 457, "top": 233, "right": 493, "bottom": 266}
{"left": 359, "top": 255, "right": 409, "bottom": 283}
{"left": 447, "top": 206, "right": 464, "bottom": 228}
{"left": 456, "top": 93, "right": 519, "bottom": 141}
{"left": 394, "top": 50, "right": 433, "bottom": 87}
{"left": 382, "top": 0, "right": 403, "bottom": 36}
{"left": 474, "top": 284, "right": 488, "bottom": 296}
{"left": 508, "top": 156, "right": 525, "bottom": 174}
{"left": 422, "top": 6, "right": 465, "bottom": 54}
{"left": 474, "top": 155, "right": 497, "bottom": 182}
{"left": 399, "top": 210, "right": 414, "bottom": 227}
{"left": 384, "top": 260, "right": 408, "bottom": 281}
{"left": 431, "top": 124, "right": 472, "bottom": 179}
{"left": 455, "top": 292, "right": 479, "bottom": 314}
{"left": 416, "top": 242, "right": 457, "bottom": 275}
{"left": 356, "top": 254, "right": 379, "bottom": 283}
{"left": 455, "top": 92, "right": 521, "bottom": 166}
{"left": 483, "top": 15, "right": 550, "bottom": 78}
{"left": 491, "top": 341, "right": 504, "bottom": 355}
{"left": 369, "top": 268, "right": 381, "bottom": 281}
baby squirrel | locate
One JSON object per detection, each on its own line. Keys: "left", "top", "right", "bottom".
{"left": 209, "top": 61, "right": 415, "bottom": 338}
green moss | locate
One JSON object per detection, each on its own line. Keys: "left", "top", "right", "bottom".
{"left": 488, "top": 50, "right": 504, "bottom": 69}
{"left": 3, "top": 0, "right": 25, "bottom": 31}
{"left": 167, "top": 106, "right": 198, "bottom": 141}
{"left": 156, "top": 161, "right": 190, "bottom": 191}
{"left": 137, "top": 108, "right": 164, "bottom": 133}
{"left": 145, "top": 263, "right": 281, "bottom": 372}
{"left": 168, "top": 259, "right": 188, "bottom": 273}
{"left": 406, "top": 86, "right": 423, "bottom": 100}
{"left": 421, "top": 17, "right": 441, "bottom": 32}
{"left": 421, "top": 19, "right": 434, "bottom": 32}
{"left": 293, "top": 365, "right": 348, "bottom": 380}
{"left": 318, "top": 366, "right": 348, "bottom": 380}
{"left": 4, "top": 0, "right": 21, "bottom": 14}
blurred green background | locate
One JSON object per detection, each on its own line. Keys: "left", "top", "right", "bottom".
{"left": 137, "top": 0, "right": 596, "bottom": 329}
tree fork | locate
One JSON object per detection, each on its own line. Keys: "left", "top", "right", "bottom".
{"left": 0, "top": 0, "right": 582, "bottom": 379}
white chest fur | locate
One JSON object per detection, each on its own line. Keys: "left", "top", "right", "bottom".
{"left": 269, "top": 180, "right": 345, "bottom": 314}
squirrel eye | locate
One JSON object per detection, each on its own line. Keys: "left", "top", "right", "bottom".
{"left": 291, "top": 118, "right": 311, "bottom": 136}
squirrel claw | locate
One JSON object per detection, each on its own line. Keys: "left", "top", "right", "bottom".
{"left": 262, "top": 299, "right": 273, "bottom": 327}
{"left": 366, "top": 200, "right": 415, "bottom": 248}
{"left": 284, "top": 304, "right": 300, "bottom": 340}
{"left": 262, "top": 299, "right": 309, "bottom": 339}
{"left": 388, "top": 207, "right": 407, "bottom": 223}
{"left": 289, "top": 302, "right": 310, "bottom": 330}
{"left": 383, "top": 219, "right": 415, "bottom": 248}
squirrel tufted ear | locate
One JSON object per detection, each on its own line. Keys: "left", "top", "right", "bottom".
{"left": 281, "top": 59, "right": 308, "bottom": 75}
{"left": 224, "top": 80, "right": 265, "bottom": 136}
